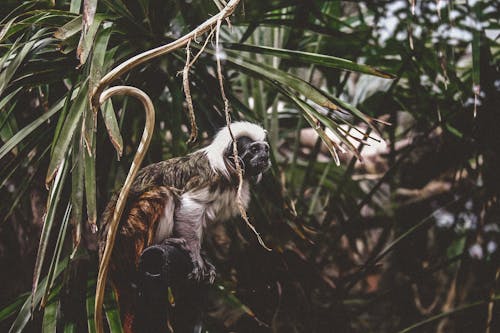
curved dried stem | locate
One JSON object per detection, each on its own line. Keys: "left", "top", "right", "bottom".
{"left": 94, "top": 86, "right": 155, "bottom": 333}
{"left": 90, "top": 0, "right": 242, "bottom": 111}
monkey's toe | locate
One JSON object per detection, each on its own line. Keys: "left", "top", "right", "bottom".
{"left": 187, "top": 260, "right": 216, "bottom": 283}
{"left": 188, "top": 264, "right": 204, "bottom": 282}
{"left": 202, "top": 260, "right": 216, "bottom": 284}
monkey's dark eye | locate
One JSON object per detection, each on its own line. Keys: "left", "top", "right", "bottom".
{"left": 250, "top": 145, "right": 259, "bottom": 153}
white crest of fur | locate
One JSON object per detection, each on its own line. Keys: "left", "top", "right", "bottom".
{"left": 202, "top": 121, "right": 267, "bottom": 178}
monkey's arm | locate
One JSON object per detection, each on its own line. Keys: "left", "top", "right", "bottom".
{"left": 170, "top": 178, "right": 217, "bottom": 282}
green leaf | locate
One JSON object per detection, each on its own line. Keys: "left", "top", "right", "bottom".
{"left": 71, "top": 130, "right": 84, "bottom": 246}
{"left": 100, "top": 0, "right": 137, "bottom": 26}
{"left": 54, "top": 16, "right": 83, "bottom": 40}
{"left": 46, "top": 82, "right": 87, "bottom": 185}
{"left": 9, "top": 256, "right": 73, "bottom": 333}
{"left": 77, "top": 13, "right": 104, "bottom": 66}
{"left": 0, "top": 31, "right": 41, "bottom": 96}
{"left": 31, "top": 153, "right": 70, "bottom": 316}
{"left": 220, "top": 48, "right": 381, "bottom": 136}
{"left": 0, "top": 89, "right": 78, "bottom": 161}
{"left": 0, "top": 88, "right": 23, "bottom": 148}
{"left": 275, "top": 84, "right": 344, "bottom": 163}
{"left": 70, "top": 0, "right": 83, "bottom": 14}
{"left": 221, "top": 49, "right": 341, "bottom": 111}
{"left": 208, "top": 48, "right": 363, "bottom": 159}
{"left": 50, "top": 85, "right": 76, "bottom": 158}
{"left": 0, "top": 100, "right": 19, "bottom": 151}
{"left": 225, "top": 43, "right": 396, "bottom": 79}
{"left": 41, "top": 299, "right": 58, "bottom": 333}
{"left": 41, "top": 204, "right": 72, "bottom": 308}
{"left": 89, "top": 27, "right": 113, "bottom": 91}
{"left": 215, "top": 284, "right": 262, "bottom": 326}
{"left": 104, "top": 288, "right": 124, "bottom": 333}
{"left": 63, "top": 322, "right": 77, "bottom": 333}
{"left": 0, "top": 293, "right": 29, "bottom": 322}
{"left": 86, "top": 277, "right": 97, "bottom": 333}
{"left": 0, "top": 16, "right": 18, "bottom": 43}
{"left": 84, "top": 108, "right": 97, "bottom": 228}
{"left": 100, "top": 100, "right": 123, "bottom": 158}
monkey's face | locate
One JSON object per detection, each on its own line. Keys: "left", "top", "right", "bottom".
{"left": 226, "top": 136, "right": 271, "bottom": 179}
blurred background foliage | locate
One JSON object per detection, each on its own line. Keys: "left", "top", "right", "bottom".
{"left": 0, "top": 0, "right": 499, "bottom": 332}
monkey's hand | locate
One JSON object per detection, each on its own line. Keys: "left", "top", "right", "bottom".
{"left": 162, "top": 238, "right": 216, "bottom": 284}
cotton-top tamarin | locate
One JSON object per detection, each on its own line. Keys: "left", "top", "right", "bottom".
{"left": 98, "top": 121, "right": 270, "bottom": 329}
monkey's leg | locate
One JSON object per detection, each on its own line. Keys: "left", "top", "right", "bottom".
{"left": 172, "top": 197, "right": 216, "bottom": 282}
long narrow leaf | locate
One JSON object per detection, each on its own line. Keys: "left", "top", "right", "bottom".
{"left": 397, "top": 296, "right": 500, "bottom": 333}
{"left": 46, "top": 82, "right": 87, "bottom": 185}
{"left": 0, "top": 89, "right": 79, "bottom": 161}
{"left": 31, "top": 154, "right": 70, "bottom": 314}
{"left": 10, "top": 256, "right": 74, "bottom": 333}
{"left": 41, "top": 299, "right": 58, "bottom": 333}
{"left": 0, "top": 36, "right": 37, "bottom": 96}
{"left": 103, "top": 288, "right": 124, "bottom": 333}
{"left": 41, "top": 204, "right": 72, "bottom": 308}
{"left": 100, "top": 100, "right": 123, "bottom": 158}
{"left": 86, "top": 277, "right": 97, "bottom": 333}
{"left": 84, "top": 109, "right": 97, "bottom": 229}
{"left": 77, "top": 13, "right": 104, "bottom": 65}
{"left": 225, "top": 43, "right": 396, "bottom": 78}
{"left": 71, "top": 128, "right": 84, "bottom": 248}
{"left": 54, "top": 16, "right": 83, "bottom": 40}
{"left": 0, "top": 293, "right": 29, "bottom": 322}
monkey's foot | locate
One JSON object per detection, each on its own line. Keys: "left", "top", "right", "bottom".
{"left": 188, "top": 261, "right": 216, "bottom": 284}
{"left": 188, "top": 257, "right": 216, "bottom": 284}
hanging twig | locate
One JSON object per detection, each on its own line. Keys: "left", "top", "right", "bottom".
{"left": 215, "top": 19, "right": 271, "bottom": 251}
{"left": 182, "top": 39, "right": 198, "bottom": 142}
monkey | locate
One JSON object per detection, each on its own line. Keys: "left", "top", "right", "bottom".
{"left": 98, "top": 121, "right": 270, "bottom": 330}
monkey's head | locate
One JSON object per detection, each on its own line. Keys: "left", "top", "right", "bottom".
{"left": 229, "top": 135, "right": 270, "bottom": 178}
{"left": 204, "top": 122, "right": 270, "bottom": 181}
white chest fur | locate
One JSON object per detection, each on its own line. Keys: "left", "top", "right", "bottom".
{"left": 184, "top": 181, "right": 250, "bottom": 225}
{"left": 154, "top": 181, "right": 251, "bottom": 243}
